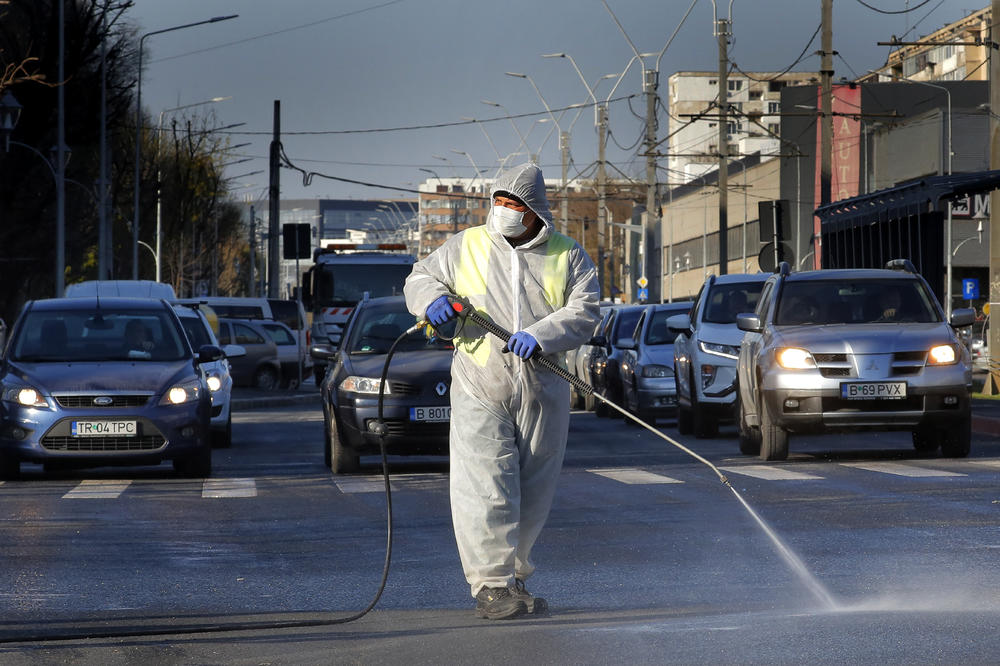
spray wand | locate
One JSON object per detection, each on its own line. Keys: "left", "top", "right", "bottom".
{"left": 444, "top": 295, "right": 732, "bottom": 489}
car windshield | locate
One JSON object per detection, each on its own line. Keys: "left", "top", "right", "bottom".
{"left": 775, "top": 278, "right": 940, "bottom": 325}
{"left": 346, "top": 302, "right": 454, "bottom": 354}
{"left": 703, "top": 282, "right": 765, "bottom": 324}
{"left": 11, "top": 309, "right": 188, "bottom": 362}
{"left": 613, "top": 309, "right": 643, "bottom": 346}
{"left": 262, "top": 323, "right": 296, "bottom": 345}
{"left": 644, "top": 307, "right": 690, "bottom": 345}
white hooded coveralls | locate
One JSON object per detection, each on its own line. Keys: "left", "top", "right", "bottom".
{"left": 404, "top": 163, "right": 600, "bottom": 596}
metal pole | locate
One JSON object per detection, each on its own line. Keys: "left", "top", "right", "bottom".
{"left": 644, "top": 68, "right": 658, "bottom": 295}
{"left": 55, "top": 0, "right": 65, "bottom": 296}
{"left": 991, "top": 0, "right": 1000, "bottom": 393}
{"left": 819, "top": 0, "right": 833, "bottom": 269}
{"left": 560, "top": 131, "right": 569, "bottom": 236}
{"left": 98, "top": 3, "right": 109, "bottom": 280}
{"left": 598, "top": 104, "right": 608, "bottom": 299}
{"left": 249, "top": 204, "right": 256, "bottom": 296}
{"left": 268, "top": 100, "right": 280, "bottom": 298}
{"left": 715, "top": 11, "right": 730, "bottom": 276}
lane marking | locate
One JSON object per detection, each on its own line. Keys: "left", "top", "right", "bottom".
{"left": 587, "top": 468, "right": 683, "bottom": 484}
{"left": 202, "top": 478, "right": 257, "bottom": 498}
{"left": 334, "top": 473, "right": 446, "bottom": 494}
{"left": 970, "top": 460, "right": 1000, "bottom": 469}
{"left": 839, "top": 462, "right": 966, "bottom": 477}
{"left": 62, "top": 480, "right": 132, "bottom": 499}
{"left": 719, "top": 465, "right": 823, "bottom": 481}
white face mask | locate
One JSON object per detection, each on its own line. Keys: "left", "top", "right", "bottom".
{"left": 491, "top": 205, "right": 527, "bottom": 237}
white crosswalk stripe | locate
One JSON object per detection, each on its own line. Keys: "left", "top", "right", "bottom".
{"left": 62, "top": 480, "right": 131, "bottom": 499}
{"left": 970, "top": 460, "right": 1000, "bottom": 469}
{"left": 334, "top": 473, "right": 447, "bottom": 494}
{"left": 588, "top": 468, "right": 683, "bottom": 484}
{"left": 839, "top": 462, "right": 966, "bottom": 477}
{"left": 720, "top": 465, "right": 823, "bottom": 481}
{"left": 202, "top": 478, "right": 257, "bottom": 498}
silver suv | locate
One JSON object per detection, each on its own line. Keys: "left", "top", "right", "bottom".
{"left": 736, "top": 260, "right": 975, "bottom": 461}
{"left": 668, "top": 273, "right": 768, "bottom": 438}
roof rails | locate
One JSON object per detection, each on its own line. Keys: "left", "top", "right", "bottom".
{"left": 775, "top": 261, "right": 791, "bottom": 276}
{"left": 884, "top": 258, "right": 917, "bottom": 273}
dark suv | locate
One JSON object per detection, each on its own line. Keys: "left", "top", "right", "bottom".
{"left": 736, "top": 260, "right": 975, "bottom": 461}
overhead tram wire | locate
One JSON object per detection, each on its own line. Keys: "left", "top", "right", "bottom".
{"left": 218, "top": 95, "right": 638, "bottom": 136}
{"left": 730, "top": 22, "right": 822, "bottom": 84}
{"left": 853, "top": 0, "right": 933, "bottom": 14}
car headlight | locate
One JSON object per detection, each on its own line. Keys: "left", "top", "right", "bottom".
{"left": 340, "top": 376, "right": 391, "bottom": 395}
{"left": 776, "top": 347, "right": 816, "bottom": 369}
{"left": 159, "top": 379, "right": 202, "bottom": 406}
{"left": 1, "top": 383, "right": 48, "bottom": 408}
{"left": 642, "top": 364, "right": 673, "bottom": 378}
{"left": 699, "top": 340, "right": 740, "bottom": 359}
{"left": 928, "top": 344, "right": 957, "bottom": 365}
{"left": 206, "top": 372, "right": 223, "bottom": 393}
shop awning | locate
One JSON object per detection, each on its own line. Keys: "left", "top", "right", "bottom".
{"left": 814, "top": 170, "right": 1000, "bottom": 231}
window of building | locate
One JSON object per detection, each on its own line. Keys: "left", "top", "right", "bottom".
{"left": 728, "top": 79, "right": 743, "bottom": 92}
{"left": 768, "top": 80, "right": 785, "bottom": 92}
{"left": 749, "top": 90, "right": 762, "bottom": 100}
{"left": 767, "top": 123, "right": 779, "bottom": 135}
{"left": 767, "top": 101, "right": 780, "bottom": 114}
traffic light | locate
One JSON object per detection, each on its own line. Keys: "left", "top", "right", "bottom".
{"left": 758, "top": 200, "right": 791, "bottom": 244}
{"left": 282, "top": 223, "right": 311, "bottom": 260}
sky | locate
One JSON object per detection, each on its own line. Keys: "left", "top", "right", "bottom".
{"left": 127, "top": 0, "right": 983, "bottom": 204}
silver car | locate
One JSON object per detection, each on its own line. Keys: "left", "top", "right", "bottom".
{"left": 736, "top": 260, "right": 975, "bottom": 461}
{"left": 619, "top": 301, "right": 692, "bottom": 424}
{"left": 668, "top": 273, "right": 768, "bottom": 438}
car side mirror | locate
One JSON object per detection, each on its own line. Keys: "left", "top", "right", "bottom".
{"left": 197, "top": 344, "right": 226, "bottom": 364}
{"left": 311, "top": 343, "right": 339, "bottom": 361}
{"left": 666, "top": 313, "right": 691, "bottom": 335}
{"left": 950, "top": 307, "right": 975, "bottom": 328}
{"left": 736, "top": 313, "right": 763, "bottom": 333}
{"left": 618, "top": 339, "right": 636, "bottom": 350}
{"left": 223, "top": 344, "right": 247, "bottom": 359}
{"left": 590, "top": 335, "right": 608, "bottom": 347}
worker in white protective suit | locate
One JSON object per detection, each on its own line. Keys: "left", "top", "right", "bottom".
{"left": 404, "top": 163, "right": 600, "bottom": 620}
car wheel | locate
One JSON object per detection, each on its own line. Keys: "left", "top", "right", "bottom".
{"left": 174, "top": 445, "right": 212, "bottom": 478}
{"left": 758, "top": 397, "right": 789, "bottom": 461}
{"left": 253, "top": 365, "right": 279, "bottom": 391}
{"left": 737, "top": 392, "right": 761, "bottom": 456}
{"left": 594, "top": 389, "right": 609, "bottom": 417}
{"left": 940, "top": 416, "right": 971, "bottom": 458}
{"left": 690, "top": 373, "right": 718, "bottom": 439}
{"left": 675, "top": 365, "right": 692, "bottom": 435}
{"left": 322, "top": 406, "right": 333, "bottom": 469}
{"left": 329, "top": 417, "right": 359, "bottom": 474}
{"left": 0, "top": 454, "right": 19, "bottom": 481}
{"left": 911, "top": 425, "right": 939, "bottom": 456}
{"left": 212, "top": 413, "right": 233, "bottom": 449}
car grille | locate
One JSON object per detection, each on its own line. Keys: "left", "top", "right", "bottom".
{"left": 41, "top": 435, "right": 165, "bottom": 452}
{"left": 822, "top": 395, "right": 923, "bottom": 412}
{"left": 374, "top": 418, "right": 449, "bottom": 438}
{"left": 814, "top": 352, "right": 929, "bottom": 379}
{"left": 388, "top": 381, "right": 422, "bottom": 396}
{"left": 54, "top": 394, "right": 151, "bottom": 408}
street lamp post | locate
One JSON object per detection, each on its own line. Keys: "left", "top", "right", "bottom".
{"left": 481, "top": 99, "right": 536, "bottom": 162}
{"left": 132, "top": 14, "right": 238, "bottom": 280}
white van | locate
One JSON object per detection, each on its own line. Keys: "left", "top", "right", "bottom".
{"left": 65, "top": 280, "right": 177, "bottom": 300}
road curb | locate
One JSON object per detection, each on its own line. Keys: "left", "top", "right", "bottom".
{"left": 973, "top": 415, "right": 1000, "bottom": 437}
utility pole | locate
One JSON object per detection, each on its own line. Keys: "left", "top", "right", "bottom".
{"left": 268, "top": 100, "right": 280, "bottom": 299}
{"left": 560, "top": 130, "right": 569, "bottom": 236}
{"left": 644, "top": 68, "right": 658, "bottom": 296}
{"left": 715, "top": 10, "right": 730, "bottom": 276}
{"left": 597, "top": 105, "right": 608, "bottom": 299}
{"left": 989, "top": 0, "right": 1000, "bottom": 392}
{"left": 249, "top": 204, "right": 256, "bottom": 297}
{"left": 819, "top": 0, "right": 834, "bottom": 269}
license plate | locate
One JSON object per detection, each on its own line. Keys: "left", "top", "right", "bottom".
{"left": 409, "top": 406, "right": 451, "bottom": 422}
{"left": 840, "top": 382, "right": 907, "bottom": 400}
{"left": 71, "top": 420, "right": 138, "bottom": 437}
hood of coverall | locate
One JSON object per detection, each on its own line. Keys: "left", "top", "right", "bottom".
{"left": 489, "top": 163, "right": 554, "bottom": 238}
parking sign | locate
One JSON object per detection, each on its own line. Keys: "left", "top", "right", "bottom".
{"left": 962, "top": 278, "right": 980, "bottom": 300}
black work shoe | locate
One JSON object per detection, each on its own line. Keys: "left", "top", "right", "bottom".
{"left": 513, "top": 578, "right": 549, "bottom": 615}
{"left": 475, "top": 586, "right": 528, "bottom": 620}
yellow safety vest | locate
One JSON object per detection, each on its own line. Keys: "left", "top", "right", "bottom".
{"left": 453, "top": 225, "right": 574, "bottom": 366}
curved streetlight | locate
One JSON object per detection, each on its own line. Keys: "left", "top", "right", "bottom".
{"left": 132, "top": 14, "right": 238, "bottom": 280}
{"left": 481, "top": 99, "right": 535, "bottom": 162}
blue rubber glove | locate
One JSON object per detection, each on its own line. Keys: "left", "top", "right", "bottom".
{"left": 505, "top": 331, "right": 539, "bottom": 359}
{"left": 426, "top": 295, "right": 456, "bottom": 327}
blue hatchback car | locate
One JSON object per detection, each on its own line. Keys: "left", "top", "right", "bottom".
{"left": 0, "top": 297, "right": 223, "bottom": 478}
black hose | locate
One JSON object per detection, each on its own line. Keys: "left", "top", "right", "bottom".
{"left": 0, "top": 328, "right": 416, "bottom": 644}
